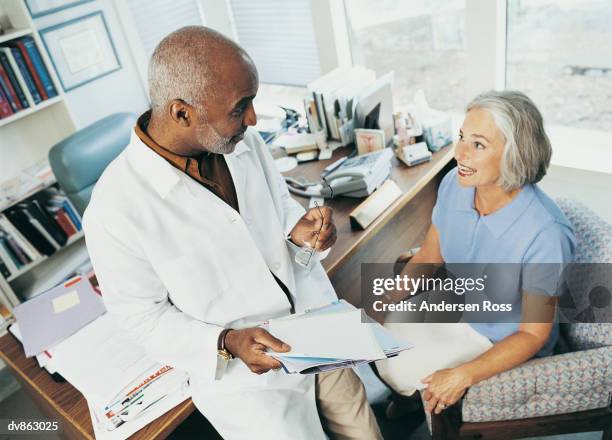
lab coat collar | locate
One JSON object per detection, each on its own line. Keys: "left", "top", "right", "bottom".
{"left": 126, "top": 131, "right": 252, "bottom": 200}
{"left": 126, "top": 131, "right": 182, "bottom": 199}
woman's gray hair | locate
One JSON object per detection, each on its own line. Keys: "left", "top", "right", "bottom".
{"left": 466, "top": 90, "right": 551, "bottom": 191}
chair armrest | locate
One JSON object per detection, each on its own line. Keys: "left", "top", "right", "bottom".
{"left": 464, "top": 346, "right": 611, "bottom": 406}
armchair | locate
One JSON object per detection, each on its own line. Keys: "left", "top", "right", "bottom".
{"left": 430, "top": 198, "right": 612, "bottom": 439}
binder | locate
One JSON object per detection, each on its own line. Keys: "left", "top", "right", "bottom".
{"left": 0, "top": 52, "right": 29, "bottom": 109}
{"left": 22, "top": 37, "right": 56, "bottom": 99}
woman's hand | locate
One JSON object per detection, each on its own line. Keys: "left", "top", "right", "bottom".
{"left": 421, "top": 367, "right": 473, "bottom": 414}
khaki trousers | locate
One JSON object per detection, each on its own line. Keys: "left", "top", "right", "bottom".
{"left": 315, "top": 368, "right": 382, "bottom": 440}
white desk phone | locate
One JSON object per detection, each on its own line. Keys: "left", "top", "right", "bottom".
{"left": 285, "top": 148, "right": 393, "bottom": 198}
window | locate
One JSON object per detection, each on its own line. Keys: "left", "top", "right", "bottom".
{"left": 344, "top": 0, "right": 467, "bottom": 112}
{"left": 506, "top": 0, "right": 612, "bottom": 131}
{"left": 125, "top": 0, "right": 204, "bottom": 57}
{"left": 229, "top": 0, "right": 321, "bottom": 86}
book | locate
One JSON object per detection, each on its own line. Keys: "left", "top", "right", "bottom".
{"left": 0, "top": 235, "right": 20, "bottom": 273}
{"left": 0, "top": 214, "right": 42, "bottom": 262}
{"left": 12, "top": 40, "right": 48, "bottom": 100}
{"left": 0, "top": 82, "right": 13, "bottom": 117}
{"left": 0, "top": 256, "right": 10, "bottom": 278}
{"left": 62, "top": 199, "right": 82, "bottom": 231}
{"left": 4, "top": 207, "right": 56, "bottom": 256}
{"left": 0, "top": 51, "right": 29, "bottom": 109}
{"left": 0, "top": 229, "right": 31, "bottom": 266}
{"left": 28, "top": 199, "right": 68, "bottom": 246}
{"left": 53, "top": 209, "right": 77, "bottom": 237}
{"left": 7, "top": 47, "right": 42, "bottom": 104}
{"left": 0, "top": 63, "right": 22, "bottom": 112}
{"left": 0, "top": 48, "right": 34, "bottom": 107}
{"left": 22, "top": 37, "right": 57, "bottom": 99}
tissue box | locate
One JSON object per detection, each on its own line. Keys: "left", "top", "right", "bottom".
{"left": 423, "top": 115, "right": 453, "bottom": 152}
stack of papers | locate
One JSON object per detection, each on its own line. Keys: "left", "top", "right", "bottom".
{"left": 9, "top": 276, "right": 190, "bottom": 439}
{"left": 265, "top": 300, "right": 412, "bottom": 374}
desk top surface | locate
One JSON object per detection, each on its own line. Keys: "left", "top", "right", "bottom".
{"left": 0, "top": 332, "right": 195, "bottom": 440}
{"left": 283, "top": 145, "right": 455, "bottom": 276}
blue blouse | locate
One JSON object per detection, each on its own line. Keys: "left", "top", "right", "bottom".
{"left": 432, "top": 168, "right": 576, "bottom": 356}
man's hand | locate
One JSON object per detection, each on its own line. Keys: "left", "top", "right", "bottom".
{"left": 224, "top": 328, "right": 290, "bottom": 374}
{"left": 289, "top": 206, "right": 336, "bottom": 251}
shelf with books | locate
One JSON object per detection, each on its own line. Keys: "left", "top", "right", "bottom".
{"left": 0, "top": 94, "right": 62, "bottom": 127}
{"left": 0, "top": 183, "right": 85, "bottom": 306}
{"left": 6, "top": 231, "right": 84, "bottom": 282}
{"left": 0, "top": 1, "right": 79, "bottom": 310}
{"left": 0, "top": 28, "right": 32, "bottom": 45}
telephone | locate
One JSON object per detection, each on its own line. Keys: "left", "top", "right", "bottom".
{"left": 285, "top": 148, "right": 393, "bottom": 198}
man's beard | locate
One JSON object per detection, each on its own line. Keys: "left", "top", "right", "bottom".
{"left": 195, "top": 124, "right": 235, "bottom": 154}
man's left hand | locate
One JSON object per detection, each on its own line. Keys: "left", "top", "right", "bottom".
{"left": 421, "top": 367, "right": 473, "bottom": 414}
{"left": 289, "top": 206, "right": 336, "bottom": 251}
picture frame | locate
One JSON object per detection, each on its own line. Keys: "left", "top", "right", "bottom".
{"left": 39, "top": 11, "right": 121, "bottom": 92}
{"left": 25, "top": 0, "right": 95, "bottom": 18}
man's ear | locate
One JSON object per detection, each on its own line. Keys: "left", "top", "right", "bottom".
{"left": 169, "top": 100, "right": 193, "bottom": 127}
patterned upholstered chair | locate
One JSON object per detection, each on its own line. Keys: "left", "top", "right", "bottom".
{"left": 430, "top": 199, "right": 612, "bottom": 440}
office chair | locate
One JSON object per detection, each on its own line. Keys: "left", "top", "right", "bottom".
{"left": 48, "top": 112, "right": 137, "bottom": 215}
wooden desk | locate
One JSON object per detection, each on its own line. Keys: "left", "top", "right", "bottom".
{"left": 0, "top": 144, "right": 454, "bottom": 439}
{"left": 0, "top": 332, "right": 218, "bottom": 439}
{"left": 284, "top": 145, "right": 455, "bottom": 305}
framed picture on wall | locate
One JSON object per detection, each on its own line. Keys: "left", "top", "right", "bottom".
{"left": 25, "top": 0, "right": 95, "bottom": 18}
{"left": 39, "top": 11, "right": 121, "bottom": 91}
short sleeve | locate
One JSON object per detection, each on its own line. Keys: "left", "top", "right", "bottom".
{"left": 522, "top": 222, "right": 576, "bottom": 296}
{"left": 432, "top": 168, "right": 457, "bottom": 228}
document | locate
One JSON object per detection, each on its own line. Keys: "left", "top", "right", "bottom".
{"left": 45, "top": 314, "right": 190, "bottom": 433}
{"left": 265, "top": 301, "right": 412, "bottom": 374}
{"left": 269, "top": 309, "right": 385, "bottom": 360}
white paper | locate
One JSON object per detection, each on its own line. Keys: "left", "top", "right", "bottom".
{"left": 88, "top": 385, "right": 190, "bottom": 440}
{"left": 46, "top": 314, "right": 159, "bottom": 402}
{"left": 268, "top": 310, "right": 385, "bottom": 360}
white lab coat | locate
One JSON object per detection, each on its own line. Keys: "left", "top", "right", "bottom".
{"left": 83, "top": 127, "right": 337, "bottom": 439}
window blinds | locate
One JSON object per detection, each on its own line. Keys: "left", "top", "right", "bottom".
{"left": 229, "top": 0, "right": 322, "bottom": 85}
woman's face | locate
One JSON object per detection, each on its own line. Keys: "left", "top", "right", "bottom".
{"left": 454, "top": 107, "right": 506, "bottom": 188}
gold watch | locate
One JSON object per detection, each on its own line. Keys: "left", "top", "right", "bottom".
{"left": 217, "top": 328, "right": 234, "bottom": 361}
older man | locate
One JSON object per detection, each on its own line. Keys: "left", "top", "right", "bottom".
{"left": 83, "top": 26, "right": 381, "bottom": 439}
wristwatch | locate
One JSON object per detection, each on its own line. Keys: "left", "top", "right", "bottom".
{"left": 217, "top": 328, "right": 234, "bottom": 361}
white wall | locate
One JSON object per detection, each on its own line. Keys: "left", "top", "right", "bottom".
{"left": 32, "top": 0, "right": 149, "bottom": 129}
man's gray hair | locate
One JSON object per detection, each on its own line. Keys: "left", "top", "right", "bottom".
{"left": 467, "top": 90, "right": 552, "bottom": 191}
{"left": 148, "top": 26, "right": 241, "bottom": 113}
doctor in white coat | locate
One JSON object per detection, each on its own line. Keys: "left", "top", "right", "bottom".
{"left": 83, "top": 26, "right": 381, "bottom": 439}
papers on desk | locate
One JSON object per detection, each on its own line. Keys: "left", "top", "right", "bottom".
{"left": 12, "top": 313, "right": 190, "bottom": 439}
{"left": 265, "top": 300, "right": 412, "bottom": 374}
{"left": 12, "top": 275, "right": 106, "bottom": 357}
{"left": 10, "top": 281, "right": 190, "bottom": 440}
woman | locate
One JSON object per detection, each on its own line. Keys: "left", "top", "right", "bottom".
{"left": 376, "top": 90, "right": 576, "bottom": 416}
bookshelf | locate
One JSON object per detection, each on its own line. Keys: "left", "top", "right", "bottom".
{"left": 0, "top": 0, "right": 82, "bottom": 319}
